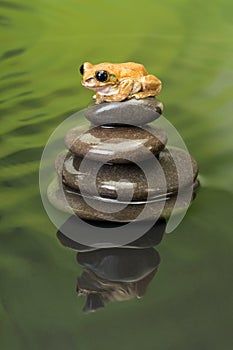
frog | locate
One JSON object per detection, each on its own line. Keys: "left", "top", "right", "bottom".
{"left": 79, "top": 62, "right": 162, "bottom": 104}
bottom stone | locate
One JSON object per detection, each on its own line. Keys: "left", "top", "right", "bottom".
{"left": 47, "top": 177, "right": 199, "bottom": 222}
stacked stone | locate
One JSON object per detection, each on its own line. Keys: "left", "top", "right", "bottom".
{"left": 48, "top": 97, "right": 199, "bottom": 222}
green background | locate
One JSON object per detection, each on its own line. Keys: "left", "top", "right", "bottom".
{"left": 0, "top": 0, "right": 232, "bottom": 349}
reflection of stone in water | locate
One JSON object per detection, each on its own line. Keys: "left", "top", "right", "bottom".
{"left": 77, "top": 247, "right": 160, "bottom": 313}
{"left": 57, "top": 216, "right": 166, "bottom": 251}
{"left": 77, "top": 267, "right": 158, "bottom": 313}
{"left": 77, "top": 248, "right": 160, "bottom": 282}
{"left": 57, "top": 217, "right": 164, "bottom": 313}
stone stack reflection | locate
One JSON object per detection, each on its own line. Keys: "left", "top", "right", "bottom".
{"left": 57, "top": 216, "right": 166, "bottom": 313}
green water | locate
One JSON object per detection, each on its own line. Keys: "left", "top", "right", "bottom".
{"left": 1, "top": 0, "right": 233, "bottom": 349}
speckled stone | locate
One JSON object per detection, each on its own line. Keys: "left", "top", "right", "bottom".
{"left": 84, "top": 97, "right": 163, "bottom": 126}
{"left": 58, "top": 147, "right": 198, "bottom": 201}
{"left": 47, "top": 177, "right": 199, "bottom": 222}
{"left": 64, "top": 125, "right": 168, "bottom": 163}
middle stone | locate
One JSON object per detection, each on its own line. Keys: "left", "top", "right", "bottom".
{"left": 64, "top": 125, "right": 168, "bottom": 163}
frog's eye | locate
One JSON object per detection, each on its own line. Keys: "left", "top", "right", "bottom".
{"left": 79, "top": 64, "right": 84, "bottom": 75}
{"left": 95, "top": 70, "right": 109, "bottom": 82}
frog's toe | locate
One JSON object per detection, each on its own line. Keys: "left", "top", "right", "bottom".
{"left": 131, "top": 94, "right": 140, "bottom": 99}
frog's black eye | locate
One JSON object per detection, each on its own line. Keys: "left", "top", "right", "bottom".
{"left": 95, "top": 70, "right": 109, "bottom": 82}
{"left": 79, "top": 64, "right": 84, "bottom": 75}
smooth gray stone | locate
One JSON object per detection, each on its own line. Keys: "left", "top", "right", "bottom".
{"left": 84, "top": 97, "right": 163, "bottom": 126}
{"left": 58, "top": 147, "right": 199, "bottom": 201}
{"left": 64, "top": 125, "right": 168, "bottom": 163}
{"left": 47, "top": 177, "right": 199, "bottom": 222}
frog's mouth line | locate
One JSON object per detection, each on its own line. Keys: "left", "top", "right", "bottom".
{"left": 82, "top": 81, "right": 116, "bottom": 92}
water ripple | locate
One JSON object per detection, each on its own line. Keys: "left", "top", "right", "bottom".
{"left": 0, "top": 47, "right": 26, "bottom": 61}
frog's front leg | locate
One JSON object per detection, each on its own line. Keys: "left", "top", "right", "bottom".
{"left": 95, "top": 92, "right": 105, "bottom": 104}
{"left": 102, "top": 79, "right": 134, "bottom": 103}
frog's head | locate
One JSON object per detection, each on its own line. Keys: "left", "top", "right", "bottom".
{"left": 80, "top": 62, "right": 118, "bottom": 91}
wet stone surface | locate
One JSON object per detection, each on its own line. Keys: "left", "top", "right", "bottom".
{"left": 64, "top": 125, "right": 168, "bottom": 163}
{"left": 47, "top": 177, "right": 199, "bottom": 222}
{"left": 84, "top": 97, "right": 163, "bottom": 126}
{"left": 57, "top": 147, "right": 198, "bottom": 201}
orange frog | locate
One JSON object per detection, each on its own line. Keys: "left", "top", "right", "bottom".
{"left": 80, "top": 62, "right": 162, "bottom": 104}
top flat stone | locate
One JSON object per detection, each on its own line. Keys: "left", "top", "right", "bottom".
{"left": 84, "top": 97, "right": 163, "bottom": 126}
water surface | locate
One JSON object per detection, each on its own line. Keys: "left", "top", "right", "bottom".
{"left": 1, "top": 1, "right": 233, "bottom": 349}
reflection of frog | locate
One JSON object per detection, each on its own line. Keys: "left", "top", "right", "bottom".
{"left": 80, "top": 62, "right": 162, "bottom": 104}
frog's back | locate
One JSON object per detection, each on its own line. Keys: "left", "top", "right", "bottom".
{"left": 116, "top": 62, "right": 148, "bottom": 78}
{"left": 95, "top": 62, "right": 147, "bottom": 78}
